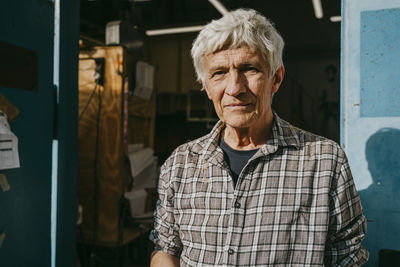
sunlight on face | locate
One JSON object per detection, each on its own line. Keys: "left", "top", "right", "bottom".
{"left": 204, "top": 46, "right": 282, "bottom": 130}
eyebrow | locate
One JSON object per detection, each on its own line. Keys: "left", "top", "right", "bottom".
{"left": 208, "top": 66, "right": 227, "bottom": 74}
{"left": 238, "top": 63, "right": 260, "bottom": 69}
{"left": 208, "top": 61, "right": 263, "bottom": 73}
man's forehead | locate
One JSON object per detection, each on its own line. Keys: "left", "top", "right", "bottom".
{"left": 206, "top": 46, "right": 260, "bottom": 58}
{"left": 204, "top": 47, "right": 265, "bottom": 68}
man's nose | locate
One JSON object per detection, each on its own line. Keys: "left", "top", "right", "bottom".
{"left": 225, "top": 70, "right": 246, "bottom": 96}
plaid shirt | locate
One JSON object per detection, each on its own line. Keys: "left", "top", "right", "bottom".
{"left": 151, "top": 113, "right": 368, "bottom": 266}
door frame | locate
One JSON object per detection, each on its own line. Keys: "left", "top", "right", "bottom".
{"left": 54, "top": 0, "right": 80, "bottom": 266}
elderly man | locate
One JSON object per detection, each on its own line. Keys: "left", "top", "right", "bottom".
{"left": 150, "top": 9, "right": 368, "bottom": 266}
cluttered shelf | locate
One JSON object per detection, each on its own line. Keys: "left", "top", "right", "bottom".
{"left": 77, "top": 45, "right": 157, "bottom": 252}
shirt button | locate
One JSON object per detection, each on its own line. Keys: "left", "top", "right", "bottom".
{"left": 228, "top": 249, "right": 234, "bottom": 255}
{"left": 234, "top": 201, "right": 241, "bottom": 208}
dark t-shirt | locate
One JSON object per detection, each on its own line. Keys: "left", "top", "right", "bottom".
{"left": 219, "top": 136, "right": 258, "bottom": 186}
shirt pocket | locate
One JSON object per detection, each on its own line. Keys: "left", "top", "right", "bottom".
{"left": 178, "top": 178, "right": 213, "bottom": 209}
{"left": 178, "top": 164, "right": 231, "bottom": 211}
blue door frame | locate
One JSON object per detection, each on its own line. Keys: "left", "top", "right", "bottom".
{"left": 55, "top": 0, "right": 80, "bottom": 266}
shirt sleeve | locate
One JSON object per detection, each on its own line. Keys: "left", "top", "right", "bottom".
{"left": 149, "top": 159, "right": 182, "bottom": 258}
{"left": 324, "top": 154, "right": 369, "bottom": 266}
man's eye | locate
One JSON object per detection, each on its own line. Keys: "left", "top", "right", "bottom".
{"left": 243, "top": 67, "right": 259, "bottom": 73}
{"left": 212, "top": 71, "right": 226, "bottom": 77}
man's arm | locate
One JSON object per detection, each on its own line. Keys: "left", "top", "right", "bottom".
{"left": 325, "top": 155, "right": 369, "bottom": 266}
{"left": 149, "top": 157, "right": 183, "bottom": 263}
{"left": 150, "top": 250, "right": 180, "bottom": 267}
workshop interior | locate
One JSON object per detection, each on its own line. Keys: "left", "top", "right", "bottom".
{"left": 0, "top": 0, "right": 399, "bottom": 266}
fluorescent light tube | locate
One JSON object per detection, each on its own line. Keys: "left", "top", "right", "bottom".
{"left": 146, "top": 25, "right": 205, "bottom": 36}
{"left": 208, "top": 0, "right": 229, "bottom": 15}
{"left": 312, "top": 0, "right": 323, "bottom": 19}
{"left": 330, "top": 16, "right": 341, "bottom": 22}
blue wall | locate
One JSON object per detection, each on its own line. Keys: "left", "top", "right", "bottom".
{"left": 0, "top": 1, "right": 79, "bottom": 266}
{"left": 341, "top": 1, "right": 400, "bottom": 266}
{"left": 0, "top": 1, "right": 55, "bottom": 265}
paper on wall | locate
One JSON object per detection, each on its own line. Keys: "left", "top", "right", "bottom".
{"left": 133, "top": 61, "right": 154, "bottom": 100}
{"left": 0, "top": 110, "right": 20, "bottom": 170}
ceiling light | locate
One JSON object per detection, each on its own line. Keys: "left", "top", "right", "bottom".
{"left": 312, "top": 0, "right": 323, "bottom": 19}
{"left": 330, "top": 16, "right": 341, "bottom": 22}
{"left": 208, "top": 0, "right": 228, "bottom": 15}
{"left": 146, "top": 25, "right": 205, "bottom": 36}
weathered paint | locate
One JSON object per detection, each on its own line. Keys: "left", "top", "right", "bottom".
{"left": 341, "top": 1, "right": 400, "bottom": 266}
{"left": 0, "top": 1, "right": 79, "bottom": 266}
{"left": 0, "top": 1, "right": 55, "bottom": 266}
{"left": 360, "top": 8, "right": 400, "bottom": 117}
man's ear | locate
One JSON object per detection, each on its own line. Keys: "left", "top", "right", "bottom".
{"left": 271, "top": 66, "right": 285, "bottom": 94}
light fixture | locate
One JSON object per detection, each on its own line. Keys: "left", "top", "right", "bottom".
{"left": 208, "top": 0, "right": 228, "bottom": 15}
{"left": 330, "top": 16, "right": 341, "bottom": 22}
{"left": 312, "top": 0, "right": 323, "bottom": 19}
{"left": 145, "top": 0, "right": 228, "bottom": 36}
{"left": 145, "top": 25, "right": 205, "bottom": 36}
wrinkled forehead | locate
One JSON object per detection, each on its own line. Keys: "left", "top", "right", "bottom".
{"left": 208, "top": 39, "right": 265, "bottom": 57}
{"left": 203, "top": 46, "right": 268, "bottom": 70}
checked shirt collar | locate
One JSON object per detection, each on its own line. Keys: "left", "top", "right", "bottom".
{"left": 195, "top": 111, "right": 301, "bottom": 169}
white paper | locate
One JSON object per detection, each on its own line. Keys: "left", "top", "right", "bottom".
{"left": 131, "top": 156, "right": 157, "bottom": 189}
{"left": 105, "top": 21, "right": 120, "bottom": 45}
{"left": 133, "top": 61, "right": 154, "bottom": 99}
{"left": 0, "top": 110, "right": 20, "bottom": 170}
{"left": 127, "top": 147, "right": 154, "bottom": 177}
{"left": 124, "top": 189, "right": 147, "bottom": 217}
{"left": 127, "top": 143, "right": 144, "bottom": 154}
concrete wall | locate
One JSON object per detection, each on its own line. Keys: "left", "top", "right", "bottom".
{"left": 341, "top": 1, "right": 400, "bottom": 266}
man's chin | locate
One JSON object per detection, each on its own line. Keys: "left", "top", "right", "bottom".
{"left": 224, "top": 118, "right": 255, "bottom": 129}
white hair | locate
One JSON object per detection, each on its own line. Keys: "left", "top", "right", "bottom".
{"left": 191, "top": 9, "right": 284, "bottom": 85}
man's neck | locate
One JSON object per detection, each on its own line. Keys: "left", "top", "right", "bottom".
{"left": 222, "top": 114, "right": 274, "bottom": 151}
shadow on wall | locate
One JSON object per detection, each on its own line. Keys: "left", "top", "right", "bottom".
{"left": 358, "top": 128, "right": 400, "bottom": 266}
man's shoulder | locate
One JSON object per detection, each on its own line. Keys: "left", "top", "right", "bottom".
{"left": 280, "top": 118, "right": 344, "bottom": 157}
{"left": 161, "top": 133, "right": 211, "bottom": 169}
{"left": 174, "top": 133, "right": 211, "bottom": 155}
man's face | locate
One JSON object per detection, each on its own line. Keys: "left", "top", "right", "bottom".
{"left": 203, "top": 46, "right": 283, "bottom": 130}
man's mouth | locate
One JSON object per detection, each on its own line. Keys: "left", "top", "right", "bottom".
{"left": 226, "top": 103, "right": 252, "bottom": 107}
